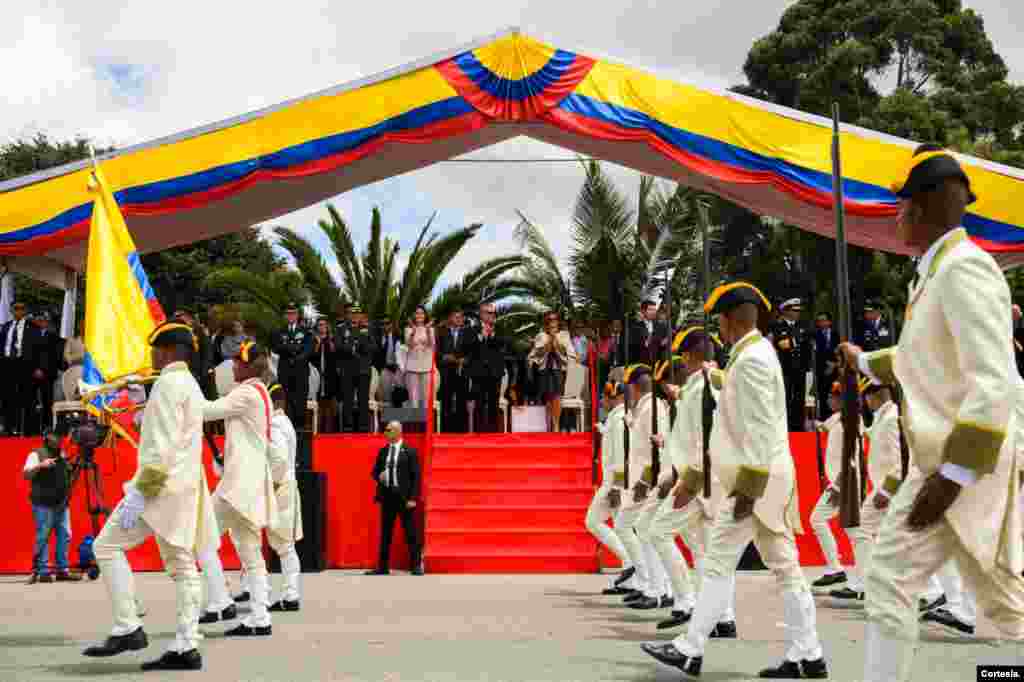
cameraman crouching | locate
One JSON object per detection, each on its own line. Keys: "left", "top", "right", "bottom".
{"left": 23, "top": 431, "right": 80, "bottom": 583}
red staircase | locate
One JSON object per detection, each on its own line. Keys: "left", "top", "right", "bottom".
{"left": 423, "top": 432, "right": 599, "bottom": 573}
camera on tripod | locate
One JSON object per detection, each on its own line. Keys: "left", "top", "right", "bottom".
{"left": 58, "top": 414, "right": 113, "bottom": 580}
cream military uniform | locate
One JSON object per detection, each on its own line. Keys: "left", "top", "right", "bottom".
{"left": 267, "top": 408, "right": 303, "bottom": 604}
{"left": 199, "top": 378, "right": 280, "bottom": 630}
{"left": 584, "top": 404, "right": 635, "bottom": 581}
{"left": 93, "top": 362, "right": 218, "bottom": 654}
{"left": 809, "top": 411, "right": 864, "bottom": 577}
{"left": 641, "top": 370, "right": 734, "bottom": 617}
{"left": 672, "top": 330, "right": 822, "bottom": 664}
{"left": 615, "top": 391, "right": 671, "bottom": 600}
{"left": 861, "top": 228, "right": 1024, "bottom": 680}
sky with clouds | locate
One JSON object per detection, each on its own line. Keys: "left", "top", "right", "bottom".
{"left": 5, "top": 1, "right": 1023, "bottom": 295}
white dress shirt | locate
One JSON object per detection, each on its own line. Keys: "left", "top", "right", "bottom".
{"left": 385, "top": 440, "right": 403, "bottom": 488}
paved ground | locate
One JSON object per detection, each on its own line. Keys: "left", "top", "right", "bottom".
{"left": 0, "top": 568, "right": 1020, "bottom": 681}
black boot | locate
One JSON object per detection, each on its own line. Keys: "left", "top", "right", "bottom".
{"left": 759, "top": 658, "right": 828, "bottom": 679}
{"left": 198, "top": 604, "right": 237, "bottom": 624}
{"left": 141, "top": 649, "right": 202, "bottom": 671}
{"left": 656, "top": 610, "right": 692, "bottom": 630}
{"left": 641, "top": 643, "right": 702, "bottom": 677}
{"left": 82, "top": 628, "right": 149, "bottom": 657}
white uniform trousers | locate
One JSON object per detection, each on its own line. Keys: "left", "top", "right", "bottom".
{"left": 809, "top": 491, "right": 843, "bottom": 574}
{"left": 640, "top": 493, "right": 737, "bottom": 616}
{"left": 864, "top": 470, "right": 1024, "bottom": 682}
{"left": 633, "top": 497, "right": 673, "bottom": 599}
{"left": 585, "top": 487, "right": 633, "bottom": 570}
{"left": 614, "top": 498, "right": 655, "bottom": 594}
{"left": 199, "top": 499, "right": 272, "bottom": 628}
{"left": 268, "top": 532, "right": 302, "bottom": 603}
{"left": 674, "top": 496, "right": 822, "bottom": 662}
{"left": 94, "top": 504, "right": 201, "bottom": 653}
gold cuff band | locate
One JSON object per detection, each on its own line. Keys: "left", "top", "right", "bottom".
{"left": 612, "top": 472, "right": 625, "bottom": 487}
{"left": 866, "top": 350, "right": 895, "bottom": 384}
{"left": 943, "top": 421, "right": 1005, "bottom": 476}
{"left": 734, "top": 465, "right": 770, "bottom": 500}
{"left": 882, "top": 475, "right": 902, "bottom": 496}
{"left": 681, "top": 467, "right": 704, "bottom": 495}
{"left": 136, "top": 465, "right": 169, "bottom": 498}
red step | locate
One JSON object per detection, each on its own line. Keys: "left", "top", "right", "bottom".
{"left": 426, "top": 505, "right": 588, "bottom": 531}
{"left": 426, "top": 551, "right": 598, "bottom": 574}
{"left": 426, "top": 485, "right": 595, "bottom": 508}
{"left": 429, "top": 464, "right": 591, "bottom": 487}
{"left": 425, "top": 528, "right": 595, "bottom": 555}
{"left": 430, "top": 444, "right": 593, "bottom": 468}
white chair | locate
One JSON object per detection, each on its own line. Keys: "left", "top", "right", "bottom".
{"left": 560, "top": 361, "right": 587, "bottom": 432}
{"left": 306, "top": 367, "right": 321, "bottom": 434}
{"left": 52, "top": 366, "right": 86, "bottom": 429}
{"left": 497, "top": 371, "right": 509, "bottom": 432}
{"left": 367, "top": 367, "right": 381, "bottom": 432}
{"left": 432, "top": 367, "right": 441, "bottom": 432}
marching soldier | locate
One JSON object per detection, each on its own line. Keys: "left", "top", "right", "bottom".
{"left": 267, "top": 382, "right": 303, "bottom": 612}
{"left": 197, "top": 341, "right": 281, "bottom": 637}
{"left": 769, "top": 298, "right": 811, "bottom": 432}
{"left": 586, "top": 382, "right": 638, "bottom": 594}
{"left": 643, "top": 329, "right": 737, "bottom": 636}
{"left": 841, "top": 145, "right": 1023, "bottom": 681}
{"left": 643, "top": 282, "right": 827, "bottom": 679}
{"left": 809, "top": 381, "right": 865, "bottom": 592}
{"left": 271, "top": 304, "right": 314, "bottom": 430}
{"left": 82, "top": 322, "right": 220, "bottom": 671}
{"left": 613, "top": 365, "right": 672, "bottom": 610}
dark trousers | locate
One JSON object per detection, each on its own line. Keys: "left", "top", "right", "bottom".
{"left": 473, "top": 377, "right": 502, "bottom": 433}
{"left": 3, "top": 359, "right": 30, "bottom": 435}
{"left": 29, "top": 376, "right": 54, "bottom": 436}
{"left": 376, "top": 490, "right": 420, "bottom": 570}
{"left": 440, "top": 371, "right": 468, "bottom": 432}
{"left": 815, "top": 372, "right": 834, "bottom": 421}
{"left": 783, "top": 370, "right": 806, "bottom": 432}
{"left": 281, "top": 370, "right": 309, "bottom": 432}
{"left": 341, "top": 373, "right": 371, "bottom": 432}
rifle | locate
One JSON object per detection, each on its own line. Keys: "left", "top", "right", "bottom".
{"left": 892, "top": 383, "right": 910, "bottom": 481}
{"left": 701, "top": 366, "right": 715, "bottom": 498}
{"left": 697, "top": 198, "right": 715, "bottom": 499}
{"left": 831, "top": 102, "right": 861, "bottom": 528}
{"left": 622, "top": 311, "right": 631, "bottom": 491}
{"left": 808, "top": 324, "right": 828, "bottom": 494}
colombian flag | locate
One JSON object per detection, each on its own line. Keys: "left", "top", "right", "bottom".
{"left": 81, "top": 162, "right": 165, "bottom": 394}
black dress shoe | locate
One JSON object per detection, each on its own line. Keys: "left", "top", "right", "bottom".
{"left": 613, "top": 566, "right": 636, "bottom": 587}
{"left": 411, "top": 566, "right": 424, "bottom": 576}
{"left": 921, "top": 607, "right": 975, "bottom": 635}
{"left": 602, "top": 585, "right": 631, "bottom": 595}
{"left": 629, "top": 596, "right": 662, "bottom": 610}
{"left": 759, "top": 658, "right": 828, "bottom": 679}
{"left": 56, "top": 571, "right": 82, "bottom": 582}
{"left": 830, "top": 587, "right": 864, "bottom": 601}
{"left": 656, "top": 609, "right": 692, "bottom": 629}
{"left": 224, "top": 624, "right": 272, "bottom": 637}
{"left": 811, "top": 572, "right": 846, "bottom": 589}
{"left": 658, "top": 596, "right": 675, "bottom": 609}
{"left": 709, "top": 621, "right": 737, "bottom": 639}
{"left": 640, "top": 642, "right": 702, "bottom": 678}
{"left": 198, "top": 604, "right": 237, "bottom": 624}
{"left": 364, "top": 568, "right": 390, "bottom": 576}
{"left": 141, "top": 649, "right": 202, "bottom": 671}
{"left": 623, "top": 590, "right": 645, "bottom": 604}
{"left": 919, "top": 594, "right": 947, "bottom": 613}
{"left": 269, "top": 600, "right": 300, "bottom": 612}
{"left": 83, "top": 628, "right": 149, "bottom": 657}
{"left": 233, "top": 591, "right": 251, "bottom": 603}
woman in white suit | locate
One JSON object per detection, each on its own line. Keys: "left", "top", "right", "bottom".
{"left": 403, "top": 306, "right": 435, "bottom": 408}
{"left": 528, "top": 310, "right": 577, "bottom": 432}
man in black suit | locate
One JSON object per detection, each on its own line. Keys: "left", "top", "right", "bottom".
{"left": 853, "top": 300, "right": 893, "bottom": 352}
{"left": 437, "top": 310, "right": 472, "bottom": 432}
{"left": 367, "top": 421, "right": 422, "bottom": 576}
{"left": 26, "top": 312, "right": 61, "bottom": 435}
{"left": 467, "top": 302, "right": 507, "bottom": 433}
{"left": 627, "top": 300, "right": 669, "bottom": 366}
{"left": 768, "top": 298, "right": 811, "bottom": 432}
{"left": 1, "top": 301, "right": 33, "bottom": 435}
{"left": 372, "top": 316, "right": 403, "bottom": 406}
{"left": 271, "top": 303, "right": 315, "bottom": 430}
{"left": 337, "top": 305, "right": 375, "bottom": 432}
{"left": 174, "top": 309, "right": 215, "bottom": 399}
{"left": 813, "top": 312, "right": 840, "bottom": 420}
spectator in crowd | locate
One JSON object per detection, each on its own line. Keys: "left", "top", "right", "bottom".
{"left": 220, "top": 319, "right": 251, "bottom": 361}
{"left": 529, "top": 310, "right": 577, "bottom": 432}
{"left": 174, "top": 309, "right": 215, "bottom": 399}
{"left": 338, "top": 305, "right": 375, "bottom": 432}
{"left": 2, "top": 302, "right": 33, "bottom": 436}
{"left": 570, "top": 320, "right": 590, "bottom": 366}
{"left": 813, "top": 312, "right": 840, "bottom": 420}
{"left": 437, "top": 310, "right": 472, "bottom": 432}
{"left": 272, "top": 303, "right": 315, "bottom": 430}
{"left": 769, "top": 298, "right": 811, "bottom": 432}
{"left": 854, "top": 300, "right": 893, "bottom": 352}
{"left": 607, "top": 319, "right": 626, "bottom": 368}
{"left": 313, "top": 318, "right": 338, "bottom": 433}
{"left": 374, "top": 316, "right": 403, "bottom": 406}
{"left": 404, "top": 306, "right": 435, "bottom": 409}
{"left": 467, "top": 302, "right": 507, "bottom": 433}
{"left": 28, "top": 312, "right": 61, "bottom": 435}
{"left": 628, "top": 300, "right": 669, "bottom": 366}
{"left": 23, "top": 431, "right": 79, "bottom": 583}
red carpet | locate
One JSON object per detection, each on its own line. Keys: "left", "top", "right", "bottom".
{"left": 3, "top": 432, "right": 855, "bottom": 574}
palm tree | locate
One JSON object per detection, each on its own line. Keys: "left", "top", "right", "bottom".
{"left": 428, "top": 256, "right": 535, "bottom": 323}
{"left": 202, "top": 268, "right": 308, "bottom": 342}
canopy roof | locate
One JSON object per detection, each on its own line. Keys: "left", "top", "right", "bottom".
{"left": 3, "top": 27, "right": 1024, "bottom": 288}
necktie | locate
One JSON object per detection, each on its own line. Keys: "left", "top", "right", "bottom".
{"left": 389, "top": 445, "right": 398, "bottom": 488}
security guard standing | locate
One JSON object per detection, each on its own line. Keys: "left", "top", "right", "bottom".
{"left": 271, "top": 303, "right": 314, "bottom": 430}
{"left": 768, "top": 298, "right": 810, "bottom": 432}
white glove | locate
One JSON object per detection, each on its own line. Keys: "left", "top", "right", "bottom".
{"left": 120, "top": 487, "right": 146, "bottom": 530}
